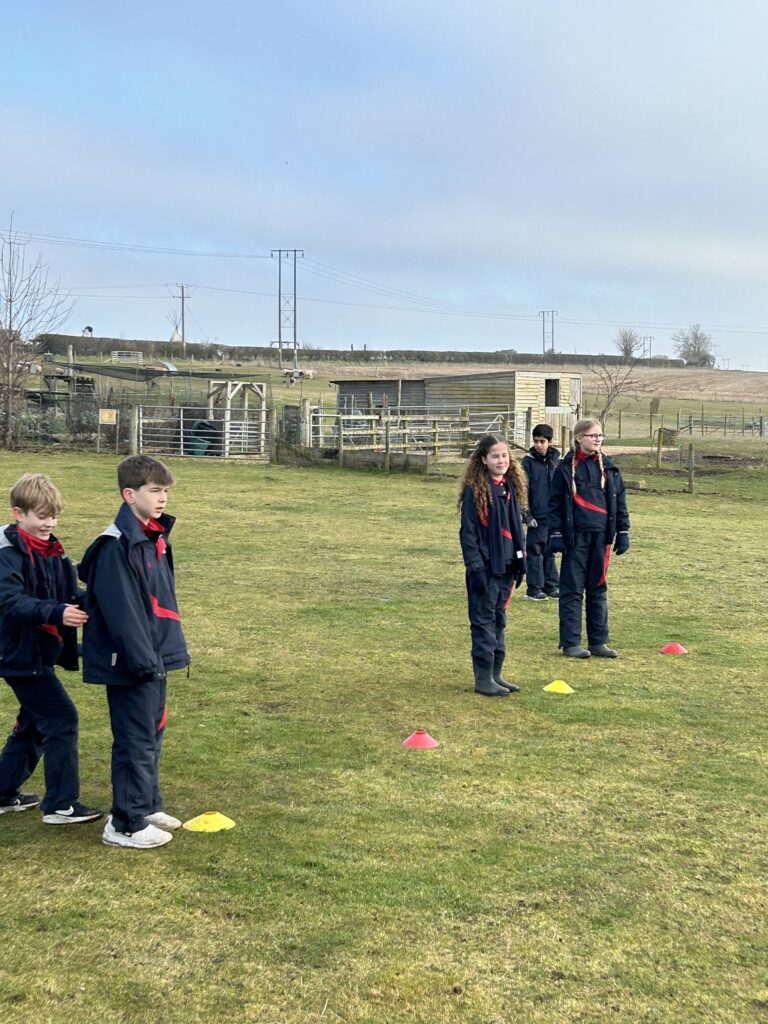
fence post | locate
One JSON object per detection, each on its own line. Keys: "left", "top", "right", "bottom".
{"left": 676, "top": 410, "right": 681, "bottom": 430}
{"left": 687, "top": 444, "right": 695, "bottom": 493}
{"left": 337, "top": 415, "right": 344, "bottom": 467}
{"left": 688, "top": 415, "right": 693, "bottom": 435}
{"left": 384, "top": 418, "right": 391, "bottom": 472}
{"left": 269, "top": 407, "right": 278, "bottom": 462}
{"left": 129, "top": 406, "right": 139, "bottom": 455}
{"left": 649, "top": 408, "right": 654, "bottom": 438}
{"left": 433, "top": 418, "right": 440, "bottom": 462}
{"left": 461, "top": 407, "right": 470, "bottom": 453}
{"left": 656, "top": 428, "right": 663, "bottom": 469}
{"left": 526, "top": 407, "right": 533, "bottom": 447}
{"left": 761, "top": 416, "right": 766, "bottom": 438}
{"left": 701, "top": 404, "right": 704, "bottom": 435}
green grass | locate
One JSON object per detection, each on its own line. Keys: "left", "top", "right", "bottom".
{"left": 0, "top": 453, "right": 766, "bottom": 1023}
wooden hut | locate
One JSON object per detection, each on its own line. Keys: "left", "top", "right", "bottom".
{"left": 332, "top": 369, "right": 581, "bottom": 443}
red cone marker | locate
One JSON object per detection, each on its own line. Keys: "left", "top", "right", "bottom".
{"left": 660, "top": 642, "right": 688, "bottom": 654}
{"left": 402, "top": 730, "right": 439, "bottom": 749}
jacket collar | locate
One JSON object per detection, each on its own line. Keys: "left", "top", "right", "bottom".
{"left": 114, "top": 502, "right": 175, "bottom": 546}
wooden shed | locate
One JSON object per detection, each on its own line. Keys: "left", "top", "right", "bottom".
{"left": 332, "top": 369, "right": 582, "bottom": 440}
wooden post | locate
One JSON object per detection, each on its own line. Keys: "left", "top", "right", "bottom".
{"left": 723, "top": 414, "right": 728, "bottom": 437}
{"left": 433, "top": 418, "right": 440, "bottom": 462}
{"left": 676, "top": 410, "right": 681, "bottom": 430}
{"left": 649, "top": 408, "right": 654, "bottom": 438}
{"left": 396, "top": 379, "right": 402, "bottom": 414}
{"left": 269, "top": 406, "right": 278, "bottom": 462}
{"left": 701, "top": 403, "right": 704, "bottom": 435}
{"left": 300, "top": 398, "right": 310, "bottom": 448}
{"left": 384, "top": 418, "right": 391, "bottom": 472}
{"left": 688, "top": 414, "right": 693, "bottom": 435}
{"left": 526, "top": 406, "right": 533, "bottom": 447}
{"left": 687, "top": 444, "right": 695, "bottom": 493}
{"left": 461, "top": 406, "right": 470, "bottom": 453}
{"left": 656, "top": 428, "right": 663, "bottom": 469}
{"left": 129, "top": 406, "right": 139, "bottom": 455}
{"left": 337, "top": 414, "right": 345, "bottom": 467}
{"left": 560, "top": 425, "right": 569, "bottom": 454}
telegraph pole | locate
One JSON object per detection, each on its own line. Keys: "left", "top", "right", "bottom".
{"left": 641, "top": 335, "right": 654, "bottom": 359}
{"left": 175, "top": 283, "right": 188, "bottom": 359}
{"left": 271, "top": 250, "right": 304, "bottom": 369}
{"left": 539, "top": 310, "right": 558, "bottom": 354}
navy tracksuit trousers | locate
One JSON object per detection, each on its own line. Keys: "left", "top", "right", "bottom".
{"left": 558, "top": 532, "right": 611, "bottom": 649}
{"left": 0, "top": 671, "right": 80, "bottom": 813}
{"left": 525, "top": 524, "right": 560, "bottom": 595}
{"left": 106, "top": 677, "right": 167, "bottom": 833}
{"left": 466, "top": 570, "right": 515, "bottom": 670}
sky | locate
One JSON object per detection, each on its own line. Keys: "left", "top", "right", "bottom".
{"left": 4, "top": 1, "right": 768, "bottom": 368}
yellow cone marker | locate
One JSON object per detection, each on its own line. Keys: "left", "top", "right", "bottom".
{"left": 182, "top": 811, "right": 236, "bottom": 832}
{"left": 543, "top": 679, "right": 575, "bottom": 694}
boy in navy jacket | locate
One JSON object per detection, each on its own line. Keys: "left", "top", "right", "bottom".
{"left": 0, "top": 473, "right": 101, "bottom": 825}
{"left": 79, "top": 456, "right": 190, "bottom": 850}
{"left": 521, "top": 424, "right": 561, "bottom": 601}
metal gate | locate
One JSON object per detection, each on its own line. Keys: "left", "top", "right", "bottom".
{"left": 138, "top": 405, "right": 269, "bottom": 460}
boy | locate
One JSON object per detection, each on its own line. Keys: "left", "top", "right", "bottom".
{"left": 521, "top": 424, "right": 561, "bottom": 601}
{"left": 79, "top": 456, "right": 190, "bottom": 850}
{"left": 0, "top": 473, "right": 101, "bottom": 824}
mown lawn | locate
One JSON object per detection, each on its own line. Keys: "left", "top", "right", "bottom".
{"left": 0, "top": 451, "right": 766, "bottom": 1024}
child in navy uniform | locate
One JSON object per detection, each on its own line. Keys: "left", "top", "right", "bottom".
{"left": 458, "top": 434, "right": 528, "bottom": 696}
{"left": 521, "top": 423, "right": 561, "bottom": 601}
{"left": 79, "top": 456, "right": 190, "bottom": 850}
{"left": 0, "top": 473, "right": 101, "bottom": 825}
{"left": 548, "top": 419, "right": 630, "bottom": 658}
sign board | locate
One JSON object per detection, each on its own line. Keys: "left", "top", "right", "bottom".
{"left": 99, "top": 409, "right": 118, "bottom": 425}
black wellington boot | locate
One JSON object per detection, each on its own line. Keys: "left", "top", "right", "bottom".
{"left": 473, "top": 663, "right": 509, "bottom": 697}
{"left": 492, "top": 661, "right": 521, "bottom": 693}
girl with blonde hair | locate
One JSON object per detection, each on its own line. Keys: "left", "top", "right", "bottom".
{"left": 547, "top": 419, "right": 630, "bottom": 658}
{"left": 458, "top": 434, "right": 528, "bottom": 696}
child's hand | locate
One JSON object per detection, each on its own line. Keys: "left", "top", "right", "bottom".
{"left": 613, "top": 532, "right": 630, "bottom": 556}
{"left": 62, "top": 604, "right": 88, "bottom": 627}
{"left": 467, "top": 569, "right": 488, "bottom": 595}
{"left": 548, "top": 533, "right": 565, "bottom": 555}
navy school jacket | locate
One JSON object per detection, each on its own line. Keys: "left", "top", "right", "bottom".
{"left": 78, "top": 503, "right": 190, "bottom": 686}
{"left": 547, "top": 450, "right": 630, "bottom": 548}
{"left": 0, "top": 524, "right": 80, "bottom": 677}
{"left": 521, "top": 446, "right": 561, "bottom": 523}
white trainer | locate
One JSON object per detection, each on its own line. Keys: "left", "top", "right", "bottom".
{"left": 145, "top": 811, "right": 182, "bottom": 830}
{"left": 101, "top": 815, "right": 173, "bottom": 849}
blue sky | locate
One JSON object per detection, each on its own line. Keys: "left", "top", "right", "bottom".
{"left": 4, "top": 1, "right": 768, "bottom": 367}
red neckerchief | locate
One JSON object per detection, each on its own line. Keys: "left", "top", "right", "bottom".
{"left": 574, "top": 448, "right": 598, "bottom": 464}
{"left": 16, "top": 527, "right": 65, "bottom": 559}
{"left": 142, "top": 516, "right": 167, "bottom": 558}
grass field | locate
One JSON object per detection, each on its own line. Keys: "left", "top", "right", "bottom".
{"left": 0, "top": 451, "right": 766, "bottom": 1024}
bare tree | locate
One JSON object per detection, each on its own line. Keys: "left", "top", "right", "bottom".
{"left": 590, "top": 353, "right": 649, "bottom": 425}
{"left": 614, "top": 327, "right": 641, "bottom": 359}
{"left": 0, "top": 223, "right": 74, "bottom": 447}
{"left": 671, "top": 323, "right": 715, "bottom": 367}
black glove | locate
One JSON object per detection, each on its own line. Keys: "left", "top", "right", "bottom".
{"left": 513, "top": 568, "right": 525, "bottom": 590}
{"left": 548, "top": 533, "right": 564, "bottom": 555}
{"left": 523, "top": 512, "right": 538, "bottom": 528}
{"left": 613, "top": 532, "right": 630, "bottom": 555}
{"left": 467, "top": 568, "right": 488, "bottom": 595}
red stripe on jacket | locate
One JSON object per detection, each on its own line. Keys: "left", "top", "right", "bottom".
{"left": 150, "top": 595, "right": 181, "bottom": 621}
{"left": 573, "top": 493, "right": 607, "bottom": 515}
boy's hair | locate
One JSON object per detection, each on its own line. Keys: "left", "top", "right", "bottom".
{"left": 456, "top": 433, "right": 528, "bottom": 520}
{"left": 117, "top": 455, "right": 175, "bottom": 493}
{"left": 532, "top": 423, "right": 554, "bottom": 441}
{"left": 10, "top": 473, "right": 63, "bottom": 516}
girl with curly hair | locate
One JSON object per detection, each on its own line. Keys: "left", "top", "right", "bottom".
{"left": 457, "top": 434, "right": 528, "bottom": 697}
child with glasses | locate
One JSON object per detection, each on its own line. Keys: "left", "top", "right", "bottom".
{"left": 547, "top": 419, "right": 630, "bottom": 658}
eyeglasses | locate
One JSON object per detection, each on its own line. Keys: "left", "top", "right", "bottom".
{"left": 584, "top": 434, "right": 604, "bottom": 441}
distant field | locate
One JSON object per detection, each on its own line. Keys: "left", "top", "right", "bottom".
{"left": 1, "top": 452, "right": 766, "bottom": 1023}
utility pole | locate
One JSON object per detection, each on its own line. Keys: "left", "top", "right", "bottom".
{"left": 539, "top": 310, "right": 558, "bottom": 355}
{"left": 271, "top": 249, "right": 304, "bottom": 370}
{"left": 641, "top": 335, "right": 654, "bottom": 359}
{"left": 175, "top": 283, "right": 188, "bottom": 359}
